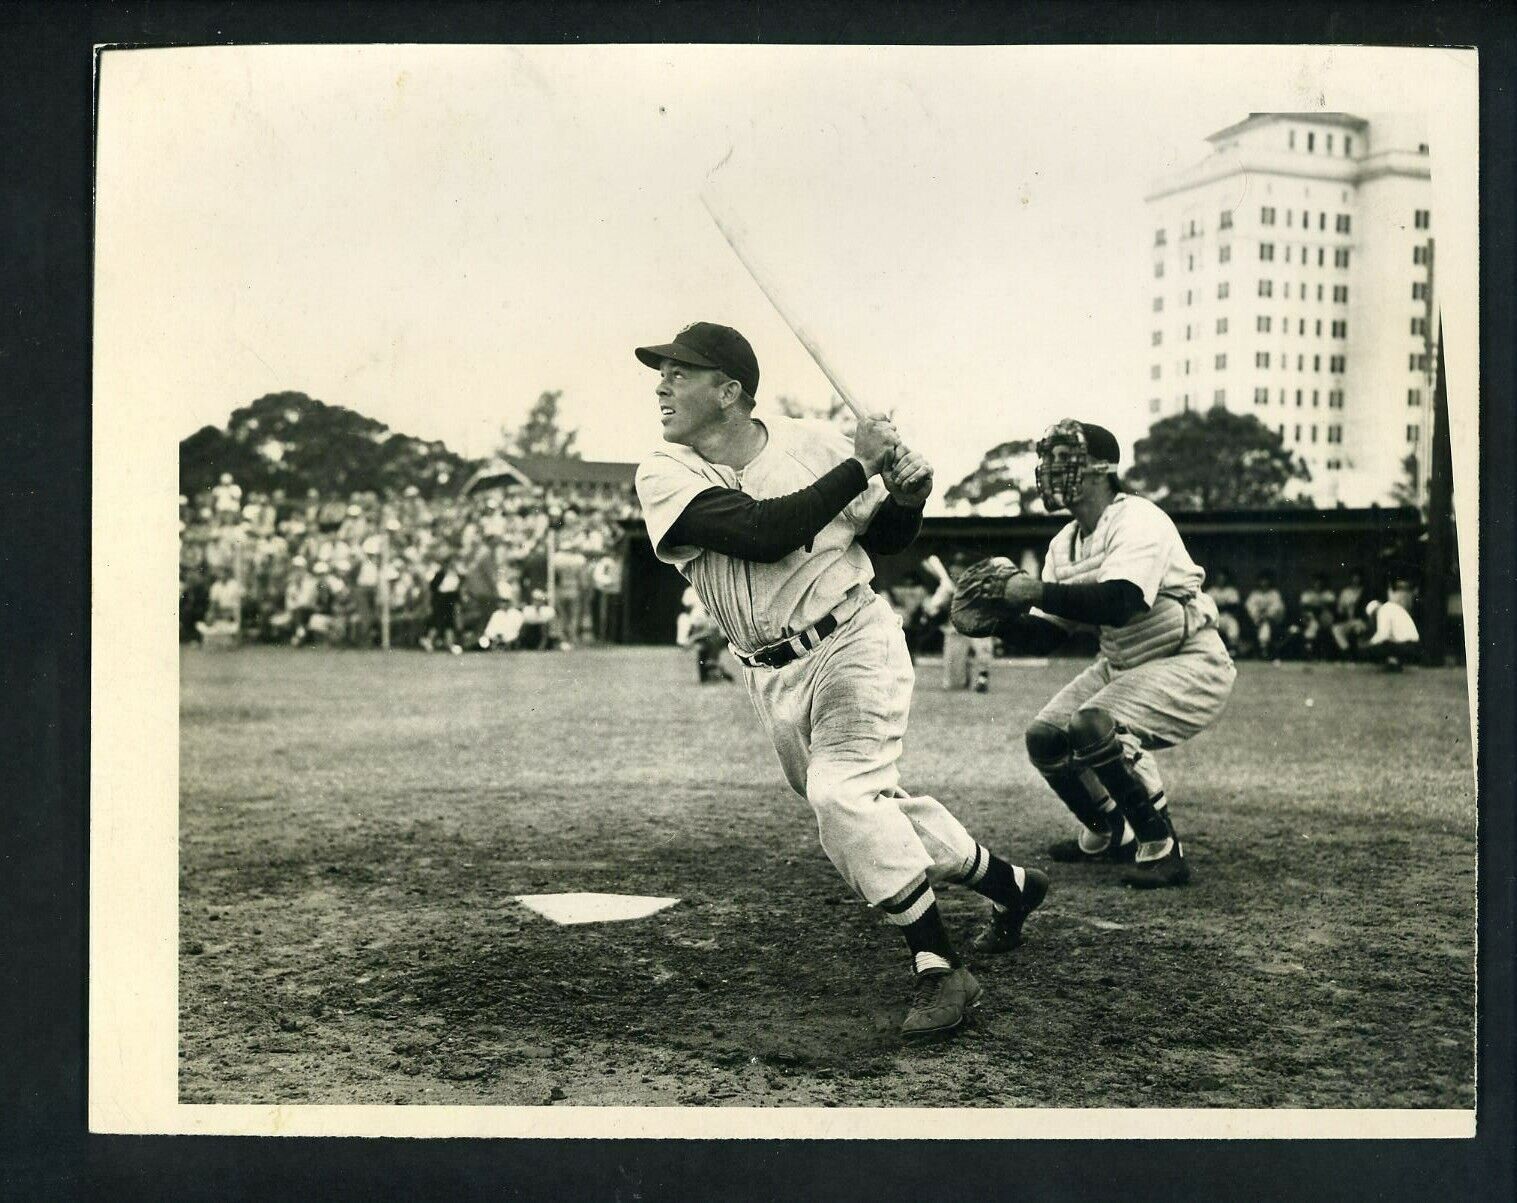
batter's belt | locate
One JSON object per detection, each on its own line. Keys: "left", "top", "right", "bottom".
{"left": 1099, "top": 590, "right": 1220, "bottom": 670}
{"left": 733, "top": 584, "right": 875, "bottom": 671}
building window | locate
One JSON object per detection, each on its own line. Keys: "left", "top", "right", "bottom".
{"left": 1155, "top": 261, "right": 1164, "bottom": 278}
{"left": 1149, "top": 397, "right": 1162, "bottom": 414}
{"left": 1153, "top": 296, "right": 1163, "bottom": 312}
{"left": 1187, "top": 254, "right": 1195, "bottom": 271}
{"left": 1218, "top": 282, "right": 1230, "bottom": 299}
{"left": 1330, "top": 355, "right": 1346, "bottom": 373}
{"left": 1284, "top": 245, "right": 1292, "bottom": 264}
{"left": 1334, "top": 248, "right": 1350, "bottom": 268}
{"left": 1412, "top": 281, "right": 1428, "bottom": 300}
{"left": 1295, "top": 389, "right": 1303, "bottom": 407}
{"left": 1345, "top": 137, "right": 1353, "bottom": 156}
{"left": 1414, "top": 209, "right": 1431, "bottom": 229}
{"left": 1215, "top": 353, "right": 1227, "bottom": 369}
{"left": 1256, "top": 315, "right": 1271, "bottom": 333}
{"left": 1213, "top": 389, "right": 1226, "bottom": 407}
{"left": 1314, "top": 319, "right": 1322, "bottom": 336}
{"left": 1151, "top": 364, "right": 1161, "bottom": 380}
{"left": 1329, "top": 389, "right": 1344, "bottom": 408}
{"left": 1294, "top": 424, "right": 1302, "bottom": 442}
{"left": 1254, "top": 386, "right": 1268, "bottom": 405}
{"left": 1219, "top": 244, "right": 1231, "bottom": 264}
{"left": 1313, "top": 354, "right": 1321, "bottom": 371}
{"left": 1329, "top": 425, "right": 1342, "bottom": 444}
{"left": 1257, "top": 279, "right": 1273, "bottom": 298}
{"left": 1152, "top": 330, "right": 1162, "bottom": 346}
{"left": 1154, "top": 228, "right": 1167, "bottom": 247}
{"left": 1311, "top": 425, "right": 1319, "bottom": 443}
{"left": 1216, "top": 317, "right": 1229, "bottom": 335}
{"left": 1335, "top": 213, "right": 1351, "bottom": 234}
{"left": 1260, "top": 242, "right": 1275, "bottom": 261}
{"left": 1332, "top": 320, "right": 1347, "bottom": 338}
{"left": 1333, "top": 284, "right": 1348, "bottom": 302}
{"left": 1411, "top": 317, "right": 1427, "bottom": 336}
{"left": 1286, "top": 209, "right": 1293, "bottom": 228}
{"left": 1408, "top": 388, "right": 1421, "bottom": 406}
{"left": 1413, "top": 244, "right": 1430, "bottom": 265}
{"left": 1407, "top": 424, "right": 1419, "bottom": 443}
{"left": 1419, "top": 143, "right": 1429, "bottom": 154}
{"left": 1220, "top": 211, "right": 1233, "bottom": 230}
{"left": 1297, "top": 355, "right": 1305, "bottom": 371}
{"left": 1312, "top": 389, "right": 1320, "bottom": 407}
{"left": 1256, "top": 351, "right": 1271, "bottom": 368}
{"left": 1289, "top": 130, "right": 1296, "bottom": 150}
{"left": 1299, "top": 319, "right": 1307, "bottom": 336}
{"left": 1261, "top": 206, "right": 1276, "bottom": 225}
{"left": 1326, "top": 134, "right": 1334, "bottom": 153}
{"left": 1184, "top": 360, "right": 1192, "bottom": 376}
{"left": 1307, "top": 132, "right": 1315, "bottom": 152}
{"left": 1185, "top": 289, "right": 1193, "bottom": 306}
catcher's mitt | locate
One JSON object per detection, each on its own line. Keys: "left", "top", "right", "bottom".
{"left": 949, "top": 556, "right": 1025, "bottom": 637}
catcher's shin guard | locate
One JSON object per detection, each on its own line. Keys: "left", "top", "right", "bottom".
{"left": 1024, "top": 719, "right": 1112, "bottom": 834}
{"left": 1066, "top": 707, "right": 1171, "bottom": 844}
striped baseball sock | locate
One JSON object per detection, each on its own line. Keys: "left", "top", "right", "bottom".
{"left": 954, "top": 844, "right": 1029, "bottom": 914}
{"left": 879, "top": 877, "right": 959, "bottom": 976}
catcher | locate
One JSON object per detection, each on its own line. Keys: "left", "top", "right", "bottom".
{"left": 951, "top": 420, "right": 1235, "bottom": 889}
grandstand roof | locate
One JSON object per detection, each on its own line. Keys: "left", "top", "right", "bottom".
{"left": 462, "top": 455, "right": 637, "bottom": 495}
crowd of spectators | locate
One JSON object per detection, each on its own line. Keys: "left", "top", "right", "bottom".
{"left": 179, "top": 472, "right": 633, "bottom": 653}
{"left": 1207, "top": 567, "right": 1449, "bottom": 666}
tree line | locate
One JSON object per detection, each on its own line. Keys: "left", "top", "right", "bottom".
{"left": 184, "top": 388, "right": 1319, "bottom": 513}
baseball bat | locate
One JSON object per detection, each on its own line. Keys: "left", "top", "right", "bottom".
{"left": 699, "top": 189, "right": 870, "bottom": 425}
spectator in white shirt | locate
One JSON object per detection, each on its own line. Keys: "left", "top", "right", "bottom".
{"left": 1366, "top": 577, "right": 1421, "bottom": 672}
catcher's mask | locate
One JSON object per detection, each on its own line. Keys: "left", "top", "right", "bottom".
{"left": 1035, "top": 419, "right": 1118, "bottom": 511}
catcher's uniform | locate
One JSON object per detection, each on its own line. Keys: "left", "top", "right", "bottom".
{"left": 637, "top": 416, "right": 981, "bottom": 905}
{"left": 1031, "top": 493, "right": 1234, "bottom": 798}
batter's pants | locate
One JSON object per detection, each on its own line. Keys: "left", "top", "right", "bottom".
{"left": 743, "top": 594, "right": 978, "bottom": 906}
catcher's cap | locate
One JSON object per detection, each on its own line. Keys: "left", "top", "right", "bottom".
{"left": 635, "top": 322, "right": 760, "bottom": 398}
{"left": 1077, "top": 422, "right": 1121, "bottom": 466}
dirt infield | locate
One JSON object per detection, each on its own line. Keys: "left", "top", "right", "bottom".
{"left": 180, "top": 646, "right": 1475, "bottom": 1108}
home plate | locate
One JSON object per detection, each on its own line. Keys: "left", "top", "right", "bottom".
{"left": 514, "top": 893, "right": 680, "bottom": 926}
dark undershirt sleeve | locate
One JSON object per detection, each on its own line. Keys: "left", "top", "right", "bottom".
{"left": 856, "top": 496, "right": 923, "bottom": 556}
{"left": 662, "top": 458, "right": 869, "bottom": 563}
{"left": 1038, "top": 579, "right": 1148, "bottom": 626}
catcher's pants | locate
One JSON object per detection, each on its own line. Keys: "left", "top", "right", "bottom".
{"left": 744, "top": 593, "right": 978, "bottom": 906}
{"left": 942, "top": 628, "right": 994, "bottom": 690}
{"left": 1035, "top": 626, "right": 1236, "bottom": 802}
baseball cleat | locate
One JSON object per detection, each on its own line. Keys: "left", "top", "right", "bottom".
{"left": 1121, "top": 840, "right": 1192, "bottom": 889}
{"left": 901, "top": 966, "right": 982, "bottom": 1041}
{"left": 970, "top": 867, "right": 1050, "bottom": 955}
{"left": 1048, "top": 834, "right": 1139, "bottom": 864}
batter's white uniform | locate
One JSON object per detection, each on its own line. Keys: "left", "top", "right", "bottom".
{"left": 637, "top": 416, "right": 980, "bottom": 905}
{"left": 1031, "top": 493, "right": 1235, "bottom": 799}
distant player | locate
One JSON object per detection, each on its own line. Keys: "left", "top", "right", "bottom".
{"left": 634, "top": 322, "right": 1047, "bottom": 1040}
{"left": 952, "top": 419, "right": 1235, "bottom": 888}
{"left": 676, "top": 585, "right": 733, "bottom": 682}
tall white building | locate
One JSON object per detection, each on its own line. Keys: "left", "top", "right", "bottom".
{"left": 1144, "top": 113, "right": 1436, "bottom": 506}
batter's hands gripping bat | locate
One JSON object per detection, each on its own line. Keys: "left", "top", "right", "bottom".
{"left": 698, "top": 188, "right": 872, "bottom": 428}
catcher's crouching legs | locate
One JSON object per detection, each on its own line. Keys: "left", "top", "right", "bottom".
{"left": 1025, "top": 719, "right": 1134, "bottom": 862}
{"left": 1066, "top": 707, "right": 1191, "bottom": 888}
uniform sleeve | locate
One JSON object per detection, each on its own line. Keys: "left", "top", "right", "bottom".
{"left": 635, "top": 453, "right": 715, "bottom": 569}
{"left": 1094, "top": 502, "right": 1172, "bottom": 605}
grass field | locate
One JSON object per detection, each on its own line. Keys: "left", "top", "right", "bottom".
{"left": 180, "top": 645, "right": 1476, "bottom": 1108}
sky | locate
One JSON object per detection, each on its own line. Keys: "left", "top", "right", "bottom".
{"left": 95, "top": 44, "right": 1473, "bottom": 508}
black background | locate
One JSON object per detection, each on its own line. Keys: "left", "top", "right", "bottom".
{"left": 2, "top": 3, "right": 1512, "bottom": 1198}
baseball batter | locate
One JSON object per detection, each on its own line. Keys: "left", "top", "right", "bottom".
{"left": 952, "top": 420, "right": 1235, "bottom": 888}
{"left": 634, "top": 322, "right": 1047, "bottom": 1040}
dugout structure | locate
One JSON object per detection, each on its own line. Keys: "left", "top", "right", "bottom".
{"left": 620, "top": 505, "right": 1433, "bottom": 649}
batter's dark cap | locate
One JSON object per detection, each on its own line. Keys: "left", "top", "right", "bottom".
{"left": 635, "top": 322, "right": 760, "bottom": 398}
{"left": 1079, "top": 422, "right": 1121, "bottom": 465}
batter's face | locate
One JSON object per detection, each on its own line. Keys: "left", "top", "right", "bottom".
{"left": 655, "top": 359, "right": 734, "bottom": 446}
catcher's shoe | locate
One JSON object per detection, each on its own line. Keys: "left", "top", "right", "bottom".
{"left": 970, "top": 867, "right": 1050, "bottom": 955}
{"left": 1047, "top": 832, "right": 1139, "bottom": 864}
{"left": 900, "top": 967, "right": 982, "bottom": 1041}
{"left": 1121, "top": 840, "right": 1192, "bottom": 889}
